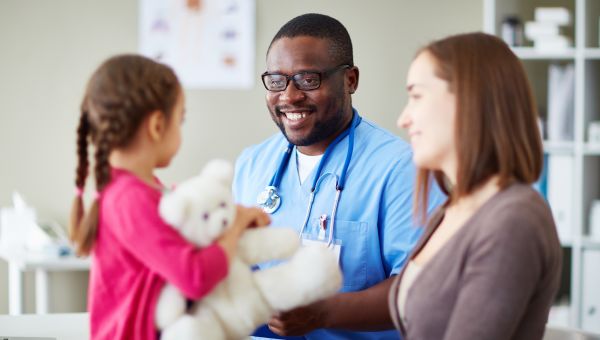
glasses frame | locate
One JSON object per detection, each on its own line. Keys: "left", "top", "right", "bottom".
{"left": 261, "top": 64, "right": 352, "bottom": 92}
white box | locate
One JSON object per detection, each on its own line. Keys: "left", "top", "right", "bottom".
{"left": 547, "top": 303, "right": 570, "bottom": 328}
{"left": 525, "top": 21, "right": 560, "bottom": 40}
{"left": 534, "top": 35, "right": 571, "bottom": 51}
{"left": 547, "top": 154, "right": 574, "bottom": 243}
{"left": 588, "top": 121, "right": 600, "bottom": 145}
{"left": 589, "top": 200, "right": 600, "bottom": 240}
{"left": 0, "top": 206, "right": 36, "bottom": 252}
{"left": 535, "top": 7, "right": 571, "bottom": 26}
{"left": 547, "top": 64, "right": 575, "bottom": 141}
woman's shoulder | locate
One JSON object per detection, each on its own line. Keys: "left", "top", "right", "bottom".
{"left": 485, "top": 183, "right": 551, "bottom": 223}
{"left": 473, "top": 183, "right": 559, "bottom": 250}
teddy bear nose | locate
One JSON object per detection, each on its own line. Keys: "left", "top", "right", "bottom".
{"left": 222, "top": 219, "right": 228, "bottom": 228}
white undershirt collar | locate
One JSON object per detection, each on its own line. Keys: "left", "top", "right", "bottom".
{"left": 296, "top": 149, "right": 323, "bottom": 184}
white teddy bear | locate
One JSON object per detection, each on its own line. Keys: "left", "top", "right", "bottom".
{"left": 155, "top": 159, "right": 343, "bottom": 340}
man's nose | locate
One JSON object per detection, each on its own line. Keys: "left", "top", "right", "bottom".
{"left": 279, "top": 81, "right": 306, "bottom": 103}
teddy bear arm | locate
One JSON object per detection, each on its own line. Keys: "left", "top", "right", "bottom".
{"left": 237, "top": 228, "right": 300, "bottom": 265}
{"left": 252, "top": 245, "right": 343, "bottom": 312}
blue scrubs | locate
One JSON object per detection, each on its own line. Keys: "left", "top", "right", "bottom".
{"left": 233, "top": 110, "right": 444, "bottom": 340}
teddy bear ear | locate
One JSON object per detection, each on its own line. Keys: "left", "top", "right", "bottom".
{"left": 159, "top": 191, "right": 188, "bottom": 227}
{"left": 201, "top": 159, "right": 234, "bottom": 186}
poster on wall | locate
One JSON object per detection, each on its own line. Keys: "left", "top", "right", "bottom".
{"left": 139, "top": 0, "right": 255, "bottom": 89}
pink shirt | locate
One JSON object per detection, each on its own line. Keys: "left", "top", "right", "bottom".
{"left": 89, "top": 169, "right": 228, "bottom": 340}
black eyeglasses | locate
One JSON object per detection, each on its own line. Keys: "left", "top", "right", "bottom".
{"left": 261, "top": 64, "right": 351, "bottom": 92}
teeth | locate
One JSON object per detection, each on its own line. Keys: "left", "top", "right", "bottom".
{"left": 284, "top": 112, "right": 307, "bottom": 121}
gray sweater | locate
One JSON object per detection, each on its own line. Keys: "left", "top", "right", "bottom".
{"left": 389, "top": 183, "right": 562, "bottom": 340}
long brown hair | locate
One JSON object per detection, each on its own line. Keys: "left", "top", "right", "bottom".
{"left": 69, "top": 55, "right": 180, "bottom": 255}
{"left": 414, "top": 32, "right": 543, "bottom": 220}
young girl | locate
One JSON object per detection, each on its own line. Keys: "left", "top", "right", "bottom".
{"left": 69, "top": 54, "right": 269, "bottom": 340}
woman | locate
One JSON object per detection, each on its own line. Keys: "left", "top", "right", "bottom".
{"left": 389, "top": 32, "right": 562, "bottom": 340}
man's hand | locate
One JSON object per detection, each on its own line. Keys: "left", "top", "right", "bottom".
{"left": 267, "top": 278, "right": 395, "bottom": 335}
{"left": 267, "top": 301, "right": 327, "bottom": 336}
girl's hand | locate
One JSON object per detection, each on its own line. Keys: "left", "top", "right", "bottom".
{"left": 217, "top": 205, "right": 270, "bottom": 261}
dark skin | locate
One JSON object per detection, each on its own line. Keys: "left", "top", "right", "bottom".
{"left": 265, "top": 36, "right": 358, "bottom": 156}
{"left": 263, "top": 36, "right": 395, "bottom": 336}
{"left": 268, "top": 278, "right": 395, "bottom": 336}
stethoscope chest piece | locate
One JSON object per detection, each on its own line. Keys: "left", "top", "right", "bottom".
{"left": 257, "top": 185, "right": 281, "bottom": 214}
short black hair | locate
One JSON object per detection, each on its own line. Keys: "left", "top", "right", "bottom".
{"left": 268, "top": 13, "right": 354, "bottom": 66}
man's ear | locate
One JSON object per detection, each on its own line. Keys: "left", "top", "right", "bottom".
{"left": 346, "top": 66, "right": 359, "bottom": 94}
{"left": 147, "top": 110, "right": 166, "bottom": 141}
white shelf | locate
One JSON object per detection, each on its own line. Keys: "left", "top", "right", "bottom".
{"left": 511, "top": 47, "right": 575, "bottom": 60}
{"left": 584, "top": 48, "right": 600, "bottom": 59}
{"left": 561, "top": 238, "right": 574, "bottom": 247}
{"left": 0, "top": 247, "right": 90, "bottom": 271}
{"left": 583, "top": 143, "right": 600, "bottom": 155}
{"left": 544, "top": 140, "right": 575, "bottom": 154}
{"left": 0, "top": 313, "right": 88, "bottom": 340}
{"left": 0, "top": 247, "right": 90, "bottom": 315}
{"left": 485, "top": 0, "right": 600, "bottom": 332}
{"left": 582, "top": 237, "right": 600, "bottom": 250}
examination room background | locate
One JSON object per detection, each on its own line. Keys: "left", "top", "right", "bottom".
{"left": 0, "top": 0, "right": 481, "bottom": 314}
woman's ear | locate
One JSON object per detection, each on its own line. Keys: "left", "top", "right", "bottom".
{"left": 147, "top": 110, "right": 166, "bottom": 142}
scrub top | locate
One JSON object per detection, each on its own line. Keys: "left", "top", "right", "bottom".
{"left": 233, "top": 110, "right": 445, "bottom": 340}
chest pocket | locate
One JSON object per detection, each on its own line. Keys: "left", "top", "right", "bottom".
{"left": 334, "top": 220, "right": 369, "bottom": 291}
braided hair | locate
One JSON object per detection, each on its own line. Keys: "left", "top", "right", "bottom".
{"left": 69, "top": 55, "right": 180, "bottom": 255}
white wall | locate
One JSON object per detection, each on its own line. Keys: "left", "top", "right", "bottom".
{"left": 0, "top": 0, "right": 482, "bottom": 314}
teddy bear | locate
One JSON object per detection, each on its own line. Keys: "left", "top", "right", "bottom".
{"left": 154, "top": 159, "right": 343, "bottom": 340}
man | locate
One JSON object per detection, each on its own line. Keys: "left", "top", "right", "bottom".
{"left": 233, "top": 13, "right": 443, "bottom": 339}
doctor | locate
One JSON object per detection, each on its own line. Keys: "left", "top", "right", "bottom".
{"left": 233, "top": 13, "right": 443, "bottom": 339}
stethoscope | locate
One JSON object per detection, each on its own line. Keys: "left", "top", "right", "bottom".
{"left": 257, "top": 111, "right": 361, "bottom": 246}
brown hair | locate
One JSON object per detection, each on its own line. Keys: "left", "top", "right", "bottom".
{"left": 69, "top": 54, "right": 180, "bottom": 255}
{"left": 414, "top": 32, "right": 543, "bottom": 220}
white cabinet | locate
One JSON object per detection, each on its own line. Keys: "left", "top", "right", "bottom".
{"left": 484, "top": 0, "right": 600, "bottom": 332}
{"left": 582, "top": 249, "right": 600, "bottom": 333}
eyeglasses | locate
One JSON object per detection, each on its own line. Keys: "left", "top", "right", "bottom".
{"left": 261, "top": 64, "right": 351, "bottom": 92}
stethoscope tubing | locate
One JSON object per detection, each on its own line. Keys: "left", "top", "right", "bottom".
{"left": 261, "top": 111, "right": 361, "bottom": 247}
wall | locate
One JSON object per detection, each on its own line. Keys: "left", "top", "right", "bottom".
{"left": 0, "top": 0, "right": 481, "bottom": 314}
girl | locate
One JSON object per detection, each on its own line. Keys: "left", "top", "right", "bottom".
{"left": 69, "top": 54, "right": 269, "bottom": 340}
{"left": 389, "top": 33, "right": 562, "bottom": 339}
